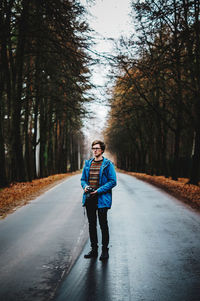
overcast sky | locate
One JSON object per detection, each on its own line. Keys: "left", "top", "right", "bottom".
{"left": 80, "top": 0, "right": 133, "bottom": 143}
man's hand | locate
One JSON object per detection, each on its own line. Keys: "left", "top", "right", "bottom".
{"left": 90, "top": 190, "right": 97, "bottom": 195}
{"left": 84, "top": 186, "right": 89, "bottom": 193}
{"left": 84, "top": 186, "right": 97, "bottom": 197}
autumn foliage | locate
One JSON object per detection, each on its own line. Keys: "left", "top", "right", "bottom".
{"left": 105, "top": 0, "right": 200, "bottom": 185}
{"left": 0, "top": 172, "right": 79, "bottom": 218}
{"left": 125, "top": 172, "right": 200, "bottom": 211}
{"left": 0, "top": 0, "right": 90, "bottom": 188}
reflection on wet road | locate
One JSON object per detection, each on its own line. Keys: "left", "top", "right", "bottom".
{"left": 54, "top": 173, "right": 200, "bottom": 301}
{"left": 0, "top": 174, "right": 88, "bottom": 301}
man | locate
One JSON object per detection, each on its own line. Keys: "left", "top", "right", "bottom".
{"left": 81, "top": 140, "right": 117, "bottom": 260}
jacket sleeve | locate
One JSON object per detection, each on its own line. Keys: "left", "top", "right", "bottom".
{"left": 97, "top": 162, "right": 117, "bottom": 194}
{"left": 81, "top": 161, "right": 89, "bottom": 190}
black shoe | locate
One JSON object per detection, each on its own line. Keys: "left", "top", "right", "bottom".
{"left": 99, "top": 248, "right": 109, "bottom": 261}
{"left": 84, "top": 249, "right": 98, "bottom": 259}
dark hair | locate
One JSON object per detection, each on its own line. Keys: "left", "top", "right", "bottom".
{"left": 92, "top": 140, "right": 106, "bottom": 153}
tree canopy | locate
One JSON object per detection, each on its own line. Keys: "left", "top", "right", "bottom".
{"left": 105, "top": 0, "right": 200, "bottom": 185}
{"left": 0, "top": 0, "right": 92, "bottom": 187}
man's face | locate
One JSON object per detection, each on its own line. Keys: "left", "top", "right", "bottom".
{"left": 92, "top": 143, "right": 103, "bottom": 158}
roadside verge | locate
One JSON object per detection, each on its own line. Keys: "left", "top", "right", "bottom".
{"left": 119, "top": 170, "right": 200, "bottom": 211}
{"left": 0, "top": 171, "right": 81, "bottom": 218}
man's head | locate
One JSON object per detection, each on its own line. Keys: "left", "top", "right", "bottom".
{"left": 91, "top": 140, "right": 105, "bottom": 159}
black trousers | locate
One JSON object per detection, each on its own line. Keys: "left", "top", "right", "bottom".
{"left": 86, "top": 197, "right": 109, "bottom": 250}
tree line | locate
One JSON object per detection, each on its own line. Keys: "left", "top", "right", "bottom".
{"left": 105, "top": 0, "right": 200, "bottom": 185}
{"left": 0, "top": 0, "right": 92, "bottom": 188}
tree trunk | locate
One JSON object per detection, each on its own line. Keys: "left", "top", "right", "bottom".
{"left": 10, "top": 0, "right": 30, "bottom": 182}
{"left": 0, "top": 88, "right": 8, "bottom": 187}
{"left": 39, "top": 98, "right": 47, "bottom": 178}
{"left": 171, "top": 128, "right": 181, "bottom": 180}
{"left": 189, "top": 127, "right": 200, "bottom": 185}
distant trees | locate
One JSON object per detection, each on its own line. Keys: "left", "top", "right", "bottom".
{"left": 0, "top": 0, "right": 91, "bottom": 187}
{"left": 105, "top": 0, "right": 200, "bottom": 185}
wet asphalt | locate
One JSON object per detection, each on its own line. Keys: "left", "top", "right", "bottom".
{"left": 0, "top": 172, "right": 200, "bottom": 301}
{"left": 54, "top": 173, "right": 200, "bottom": 301}
{"left": 0, "top": 174, "right": 88, "bottom": 301}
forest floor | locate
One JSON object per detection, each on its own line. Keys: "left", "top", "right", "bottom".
{"left": 0, "top": 171, "right": 81, "bottom": 219}
{"left": 123, "top": 171, "right": 200, "bottom": 212}
{"left": 1, "top": 170, "right": 200, "bottom": 219}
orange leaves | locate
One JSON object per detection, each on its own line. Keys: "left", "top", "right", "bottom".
{"left": 0, "top": 172, "right": 80, "bottom": 218}
{"left": 126, "top": 172, "right": 200, "bottom": 211}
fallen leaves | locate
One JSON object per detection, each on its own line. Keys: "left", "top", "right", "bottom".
{"left": 1, "top": 170, "right": 199, "bottom": 218}
{"left": 126, "top": 171, "right": 200, "bottom": 211}
{"left": 0, "top": 172, "right": 80, "bottom": 218}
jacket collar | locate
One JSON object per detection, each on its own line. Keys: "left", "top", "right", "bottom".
{"left": 87, "top": 156, "right": 110, "bottom": 169}
{"left": 101, "top": 157, "right": 110, "bottom": 169}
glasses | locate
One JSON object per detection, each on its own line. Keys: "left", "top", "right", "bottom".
{"left": 92, "top": 147, "right": 101, "bottom": 151}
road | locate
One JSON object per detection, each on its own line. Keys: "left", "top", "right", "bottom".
{"left": 0, "top": 173, "right": 200, "bottom": 301}
{"left": 54, "top": 172, "right": 200, "bottom": 301}
{"left": 0, "top": 174, "right": 88, "bottom": 301}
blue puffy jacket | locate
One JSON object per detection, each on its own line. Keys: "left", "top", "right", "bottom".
{"left": 81, "top": 157, "right": 117, "bottom": 208}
